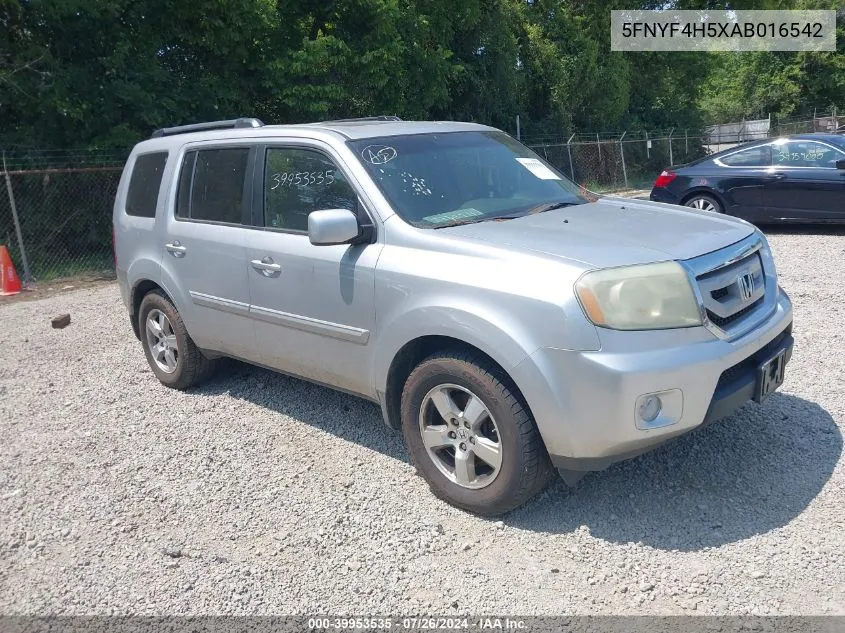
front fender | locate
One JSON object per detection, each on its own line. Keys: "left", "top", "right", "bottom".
{"left": 374, "top": 305, "right": 540, "bottom": 394}
{"left": 373, "top": 304, "right": 581, "bottom": 460}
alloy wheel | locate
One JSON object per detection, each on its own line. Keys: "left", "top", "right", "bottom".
{"left": 418, "top": 383, "right": 502, "bottom": 489}
{"left": 145, "top": 309, "right": 179, "bottom": 373}
{"left": 687, "top": 197, "right": 718, "bottom": 212}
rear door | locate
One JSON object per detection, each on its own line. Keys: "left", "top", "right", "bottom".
{"left": 159, "top": 144, "right": 258, "bottom": 359}
{"left": 762, "top": 139, "right": 845, "bottom": 221}
{"left": 244, "top": 141, "right": 383, "bottom": 398}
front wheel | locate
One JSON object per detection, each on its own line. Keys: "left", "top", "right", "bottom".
{"left": 401, "top": 351, "right": 553, "bottom": 516}
{"left": 684, "top": 193, "right": 723, "bottom": 213}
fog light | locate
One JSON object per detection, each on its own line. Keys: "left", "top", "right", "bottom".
{"left": 637, "top": 395, "right": 662, "bottom": 423}
{"left": 634, "top": 389, "right": 683, "bottom": 430}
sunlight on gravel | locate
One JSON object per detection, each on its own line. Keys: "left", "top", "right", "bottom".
{"left": 0, "top": 229, "right": 843, "bottom": 615}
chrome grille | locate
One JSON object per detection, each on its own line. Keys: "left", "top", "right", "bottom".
{"left": 696, "top": 250, "right": 766, "bottom": 334}
{"left": 707, "top": 296, "right": 763, "bottom": 328}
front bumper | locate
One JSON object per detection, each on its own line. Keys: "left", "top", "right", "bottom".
{"left": 511, "top": 288, "right": 793, "bottom": 473}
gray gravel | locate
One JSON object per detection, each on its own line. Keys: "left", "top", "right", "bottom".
{"left": 1, "top": 228, "right": 844, "bottom": 616}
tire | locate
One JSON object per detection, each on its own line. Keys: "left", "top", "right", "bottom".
{"left": 138, "top": 290, "right": 216, "bottom": 389}
{"left": 401, "top": 350, "right": 554, "bottom": 516}
{"left": 684, "top": 193, "right": 723, "bottom": 214}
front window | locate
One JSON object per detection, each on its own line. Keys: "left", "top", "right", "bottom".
{"left": 771, "top": 139, "right": 845, "bottom": 168}
{"left": 348, "top": 131, "right": 588, "bottom": 228}
{"left": 264, "top": 148, "right": 358, "bottom": 232}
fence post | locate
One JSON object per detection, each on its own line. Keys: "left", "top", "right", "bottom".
{"left": 2, "top": 151, "right": 32, "bottom": 284}
{"left": 619, "top": 131, "right": 628, "bottom": 190}
{"left": 668, "top": 128, "right": 674, "bottom": 166}
{"left": 516, "top": 115, "right": 521, "bottom": 141}
{"left": 684, "top": 129, "right": 688, "bottom": 155}
{"left": 567, "top": 133, "right": 576, "bottom": 182}
{"left": 596, "top": 133, "right": 601, "bottom": 162}
{"left": 645, "top": 130, "right": 650, "bottom": 159}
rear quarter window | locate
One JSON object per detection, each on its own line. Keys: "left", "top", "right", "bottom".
{"left": 125, "top": 152, "right": 168, "bottom": 217}
{"left": 719, "top": 145, "right": 772, "bottom": 167}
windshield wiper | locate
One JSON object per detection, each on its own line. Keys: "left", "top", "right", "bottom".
{"left": 524, "top": 200, "right": 582, "bottom": 215}
{"left": 432, "top": 217, "right": 496, "bottom": 229}
{"left": 433, "top": 212, "right": 526, "bottom": 229}
{"left": 432, "top": 201, "right": 583, "bottom": 229}
{"left": 468, "top": 201, "right": 582, "bottom": 223}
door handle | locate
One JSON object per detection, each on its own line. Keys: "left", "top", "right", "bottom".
{"left": 250, "top": 257, "right": 282, "bottom": 277}
{"left": 165, "top": 241, "right": 187, "bottom": 257}
{"left": 765, "top": 172, "right": 786, "bottom": 181}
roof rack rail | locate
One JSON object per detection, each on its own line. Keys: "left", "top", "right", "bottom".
{"left": 317, "top": 115, "right": 403, "bottom": 124}
{"left": 151, "top": 118, "right": 264, "bottom": 138}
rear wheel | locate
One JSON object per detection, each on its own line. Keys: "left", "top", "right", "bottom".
{"left": 401, "top": 351, "right": 553, "bottom": 516}
{"left": 684, "top": 193, "right": 723, "bottom": 213}
{"left": 138, "top": 290, "right": 216, "bottom": 389}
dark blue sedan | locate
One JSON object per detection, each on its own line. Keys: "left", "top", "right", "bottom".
{"left": 650, "top": 134, "right": 845, "bottom": 223}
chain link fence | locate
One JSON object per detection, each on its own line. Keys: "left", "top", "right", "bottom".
{"left": 526, "top": 130, "right": 711, "bottom": 193}
{"left": 524, "top": 110, "right": 843, "bottom": 193}
{"left": 1, "top": 151, "right": 125, "bottom": 285}
{"left": 1, "top": 108, "right": 841, "bottom": 287}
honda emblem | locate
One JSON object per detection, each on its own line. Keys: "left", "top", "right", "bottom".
{"left": 737, "top": 273, "right": 755, "bottom": 302}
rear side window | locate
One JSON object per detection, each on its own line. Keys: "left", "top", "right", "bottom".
{"left": 176, "top": 148, "right": 249, "bottom": 224}
{"left": 719, "top": 145, "right": 771, "bottom": 167}
{"left": 125, "top": 152, "right": 168, "bottom": 217}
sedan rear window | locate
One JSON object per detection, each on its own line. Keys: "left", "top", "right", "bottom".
{"left": 719, "top": 145, "right": 772, "bottom": 167}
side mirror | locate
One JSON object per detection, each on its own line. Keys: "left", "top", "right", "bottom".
{"left": 836, "top": 159, "right": 845, "bottom": 170}
{"left": 308, "top": 209, "right": 360, "bottom": 246}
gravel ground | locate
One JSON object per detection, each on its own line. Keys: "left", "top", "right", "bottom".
{"left": 1, "top": 228, "right": 844, "bottom": 616}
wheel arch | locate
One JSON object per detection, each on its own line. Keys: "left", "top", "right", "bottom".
{"left": 129, "top": 279, "right": 173, "bottom": 339}
{"left": 380, "top": 335, "right": 532, "bottom": 431}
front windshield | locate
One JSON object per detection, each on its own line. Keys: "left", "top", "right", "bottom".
{"left": 348, "top": 131, "right": 588, "bottom": 228}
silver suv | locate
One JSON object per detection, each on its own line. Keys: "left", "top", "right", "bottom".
{"left": 114, "top": 117, "right": 794, "bottom": 515}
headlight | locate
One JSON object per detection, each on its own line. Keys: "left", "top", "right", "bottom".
{"left": 574, "top": 261, "right": 702, "bottom": 330}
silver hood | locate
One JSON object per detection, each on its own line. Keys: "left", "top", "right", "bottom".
{"left": 440, "top": 197, "right": 756, "bottom": 269}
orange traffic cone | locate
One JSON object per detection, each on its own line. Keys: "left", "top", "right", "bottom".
{"left": 0, "top": 245, "right": 22, "bottom": 296}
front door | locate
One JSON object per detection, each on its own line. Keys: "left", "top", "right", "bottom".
{"left": 763, "top": 139, "right": 845, "bottom": 221}
{"left": 245, "top": 143, "right": 382, "bottom": 398}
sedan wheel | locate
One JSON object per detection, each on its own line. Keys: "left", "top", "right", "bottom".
{"left": 685, "top": 194, "right": 722, "bottom": 213}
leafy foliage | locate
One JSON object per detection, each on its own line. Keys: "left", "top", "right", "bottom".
{"left": 0, "top": 0, "right": 842, "bottom": 149}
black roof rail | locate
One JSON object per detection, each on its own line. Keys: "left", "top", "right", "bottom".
{"left": 151, "top": 118, "right": 264, "bottom": 138}
{"left": 316, "top": 115, "right": 403, "bottom": 124}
